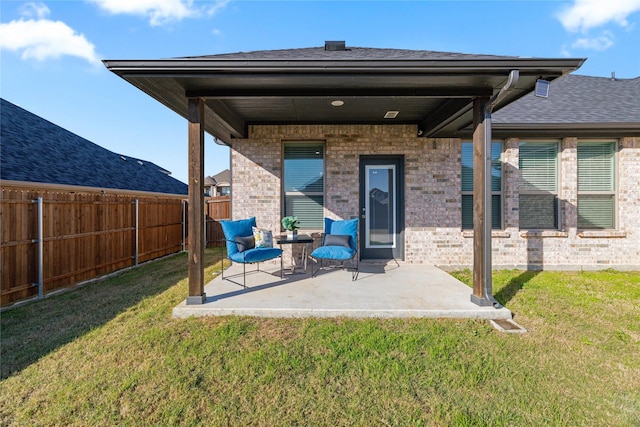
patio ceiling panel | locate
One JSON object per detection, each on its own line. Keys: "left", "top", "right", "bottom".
{"left": 217, "top": 97, "right": 444, "bottom": 123}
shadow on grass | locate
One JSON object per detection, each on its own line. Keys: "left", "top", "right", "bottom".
{"left": 494, "top": 270, "right": 540, "bottom": 306}
{"left": 0, "top": 248, "right": 224, "bottom": 380}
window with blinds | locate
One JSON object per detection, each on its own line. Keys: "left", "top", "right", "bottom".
{"left": 461, "top": 142, "right": 502, "bottom": 230}
{"left": 283, "top": 142, "right": 324, "bottom": 229}
{"left": 577, "top": 141, "right": 616, "bottom": 229}
{"left": 519, "top": 141, "right": 558, "bottom": 229}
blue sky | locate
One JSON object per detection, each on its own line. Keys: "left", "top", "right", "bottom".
{"left": 2, "top": 0, "right": 640, "bottom": 185}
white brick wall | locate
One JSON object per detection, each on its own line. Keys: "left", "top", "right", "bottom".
{"left": 231, "top": 125, "right": 640, "bottom": 270}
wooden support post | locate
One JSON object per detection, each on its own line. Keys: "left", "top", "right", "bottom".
{"left": 186, "top": 97, "right": 206, "bottom": 305}
{"left": 471, "top": 96, "right": 494, "bottom": 306}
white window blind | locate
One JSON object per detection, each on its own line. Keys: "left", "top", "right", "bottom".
{"left": 519, "top": 142, "right": 558, "bottom": 229}
{"left": 283, "top": 142, "right": 324, "bottom": 229}
{"left": 578, "top": 142, "right": 615, "bottom": 229}
{"left": 461, "top": 142, "right": 502, "bottom": 229}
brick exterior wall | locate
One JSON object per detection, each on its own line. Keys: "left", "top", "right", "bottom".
{"left": 231, "top": 125, "right": 640, "bottom": 270}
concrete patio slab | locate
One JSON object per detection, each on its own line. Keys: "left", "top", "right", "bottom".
{"left": 172, "top": 261, "right": 512, "bottom": 319}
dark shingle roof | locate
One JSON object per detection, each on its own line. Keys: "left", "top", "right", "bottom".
{"left": 1, "top": 98, "right": 188, "bottom": 195}
{"left": 211, "top": 169, "right": 230, "bottom": 184}
{"left": 183, "top": 45, "right": 518, "bottom": 61}
{"left": 494, "top": 74, "right": 640, "bottom": 125}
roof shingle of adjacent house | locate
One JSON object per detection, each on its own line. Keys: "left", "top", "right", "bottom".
{"left": 494, "top": 74, "right": 640, "bottom": 125}
{"left": 1, "top": 98, "right": 188, "bottom": 195}
{"left": 211, "top": 169, "right": 230, "bottom": 184}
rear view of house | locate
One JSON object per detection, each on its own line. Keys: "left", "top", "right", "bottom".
{"left": 105, "top": 42, "right": 640, "bottom": 306}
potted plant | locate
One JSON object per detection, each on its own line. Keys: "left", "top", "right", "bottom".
{"left": 281, "top": 216, "right": 300, "bottom": 239}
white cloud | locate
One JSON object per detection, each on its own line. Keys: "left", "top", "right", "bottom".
{"left": 560, "top": 44, "right": 573, "bottom": 57}
{"left": 19, "top": 2, "right": 51, "bottom": 19}
{"left": 89, "top": 0, "right": 229, "bottom": 26}
{"left": 0, "top": 15, "right": 100, "bottom": 65}
{"left": 558, "top": 0, "right": 640, "bottom": 32}
{"left": 205, "top": 0, "right": 230, "bottom": 17}
{"left": 572, "top": 31, "right": 615, "bottom": 51}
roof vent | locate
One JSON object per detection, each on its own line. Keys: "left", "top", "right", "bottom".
{"left": 120, "top": 155, "right": 127, "bottom": 161}
{"left": 325, "top": 40, "right": 346, "bottom": 51}
{"left": 534, "top": 79, "right": 550, "bottom": 98}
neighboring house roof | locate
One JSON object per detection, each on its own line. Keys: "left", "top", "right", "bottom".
{"left": 1, "top": 98, "right": 188, "bottom": 195}
{"left": 204, "top": 169, "right": 230, "bottom": 187}
{"left": 493, "top": 74, "right": 640, "bottom": 137}
{"left": 211, "top": 169, "right": 230, "bottom": 185}
{"left": 104, "top": 42, "right": 584, "bottom": 142}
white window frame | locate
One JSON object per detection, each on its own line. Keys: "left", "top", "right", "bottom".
{"left": 282, "top": 141, "right": 325, "bottom": 230}
{"left": 518, "top": 140, "right": 561, "bottom": 230}
{"left": 577, "top": 140, "right": 617, "bottom": 230}
{"left": 461, "top": 141, "right": 503, "bottom": 230}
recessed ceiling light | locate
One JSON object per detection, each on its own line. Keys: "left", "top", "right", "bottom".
{"left": 384, "top": 111, "right": 399, "bottom": 119}
{"left": 331, "top": 100, "right": 344, "bottom": 107}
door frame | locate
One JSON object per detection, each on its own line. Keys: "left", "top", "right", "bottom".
{"left": 359, "top": 155, "right": 405, "bottom": 260}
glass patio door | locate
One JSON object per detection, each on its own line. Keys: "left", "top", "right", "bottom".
{"left": 360, "top": 156, "right": 404, "bottom": 260}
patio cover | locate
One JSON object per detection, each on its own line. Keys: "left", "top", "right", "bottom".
{"left": 104, "top": 43, "right": 584, "bottom": 306}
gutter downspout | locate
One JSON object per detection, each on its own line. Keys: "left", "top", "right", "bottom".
{"left": 479, "top": 69, "right": 519, "bottom": 307}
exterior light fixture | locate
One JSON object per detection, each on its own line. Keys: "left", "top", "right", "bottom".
{"left": 384, "top": 111, "right": 399, "bottom": 119}
{"left": 331, "top": 100, "right": 344, "bottom": 107}
{"left": 534, "top": 79, "right": 550, "bottom": 98}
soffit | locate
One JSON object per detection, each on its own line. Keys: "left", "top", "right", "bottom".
{"left": 104, "top": 48, "right": 585, "bottom": 143}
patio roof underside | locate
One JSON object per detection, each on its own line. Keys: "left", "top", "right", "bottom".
{"left": 104, "top": 57, "right": 585, "bottom": 144}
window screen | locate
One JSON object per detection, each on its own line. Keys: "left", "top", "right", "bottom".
{"left": 519, "top": 142, "right": 559, "bottom": 229}
{"left": 461, "top": 142, "right": 502, "bottom": 229}
{"left": 283, "top": 142, "right": 324, "bottom": 229}
{"left": 577, "top": 142, "right": 615, "bottom": 229}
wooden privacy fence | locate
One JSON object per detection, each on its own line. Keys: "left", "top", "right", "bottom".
{"left": 1, "top": 185, "right": 230, "bottom": 306}
{"left": 205, "top": 196, "right": 230, "bottom": 247}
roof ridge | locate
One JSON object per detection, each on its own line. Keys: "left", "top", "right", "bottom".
{"left": 179, "top": 45, "right": 519, "bottom": 61}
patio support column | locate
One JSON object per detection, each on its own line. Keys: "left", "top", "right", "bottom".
{"left": 186, "top": 97, "right": 206, "bottom": 305}
{"left": 471, "top": 96, "right": 495, "bottom": 306}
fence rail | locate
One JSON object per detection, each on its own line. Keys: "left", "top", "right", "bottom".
{"left": 1, "top": 185, "right": 230, "bottom": 306}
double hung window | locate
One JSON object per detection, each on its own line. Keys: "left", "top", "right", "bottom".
{"left": 461, "top": 142, "right": 502, "bottom": 230}
{"left": 283, "top": 142, "right": 324, "bottom": 229}
{"left": 577, "top": 142, "right": 616, "bottom": 229}
{"left": 519, "top": 141, "right": 558, "bottom": 229}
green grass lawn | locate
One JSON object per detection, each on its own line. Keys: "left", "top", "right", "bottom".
{"left": 1, "top": 250, "right": 639, "bottom": 426}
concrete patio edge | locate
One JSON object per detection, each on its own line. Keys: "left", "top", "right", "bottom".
{"left": 173, "top": 304, "right": 513, "bottom": 319}
{"left": 172, "top": 262, "right": 513, "bottom": 320}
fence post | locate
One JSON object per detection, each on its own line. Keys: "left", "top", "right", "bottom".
{"left": 182, "top": 200, "right": 186, "bottom": 252}
{"left": 34, "top": 196, "right": 44, "bottom": 299}
{"left": 204, "top": 200, "right": 208, "bottom": 248}
{"left": 134, "top": 199, "right": 139, "bottom": 266}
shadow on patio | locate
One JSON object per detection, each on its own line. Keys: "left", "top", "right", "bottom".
{"left": 173, "top": 260, "right": 512, "bottom": 320}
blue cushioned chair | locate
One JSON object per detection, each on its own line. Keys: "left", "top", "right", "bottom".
{"left": 220, "top": 217, "right": 283, "bottom": 288}
{"left": 311, "top": 217, "right": 359, "bottom": 281}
